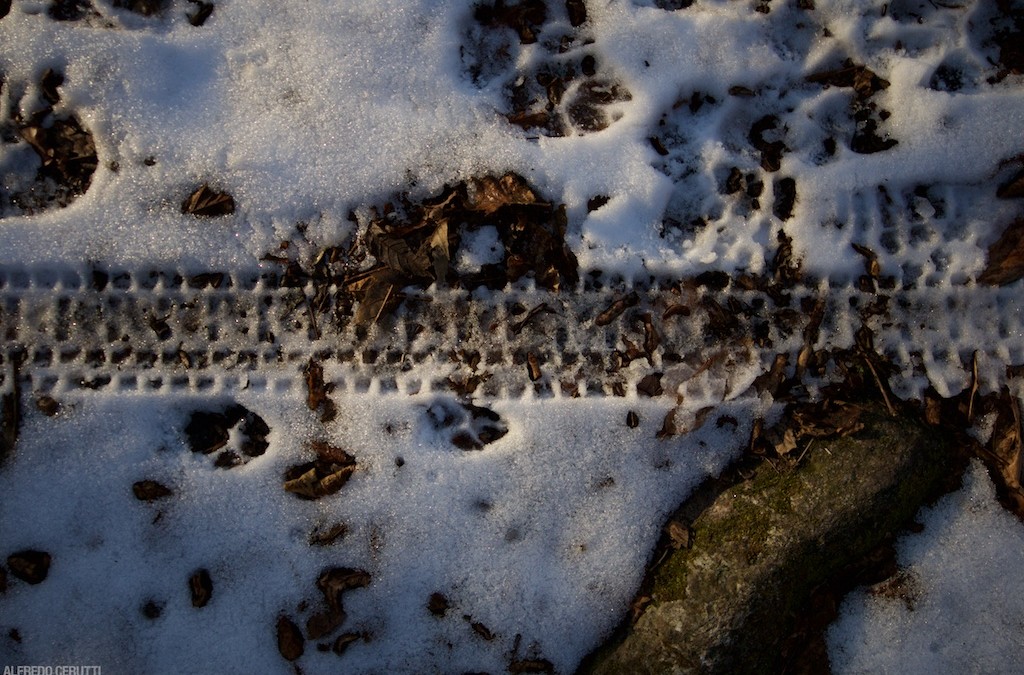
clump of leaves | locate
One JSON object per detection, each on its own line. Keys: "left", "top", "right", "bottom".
{"left": 283, "top": 441, "right": 358, "bottom": 500}
{"left": 277, "top": 173, "right": 578, "bottom": 327}
{"left": 805, "top": 59, "right": 898, "bottom": 155}
{"left": 2, "top": 69, "right": 98, "bottom": 214}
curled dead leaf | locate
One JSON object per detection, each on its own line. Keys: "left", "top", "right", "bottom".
{"left": 182, "top": 184, "right": 235, "bottom": 217}
{"left": 979, "top": 218, "right": 1024, "bottom": 286}
{"left": 595, "top": 292, "right": 639, "bottom": 326}
{"left": 276, "top": 615, "right": 304, "bottom": 661}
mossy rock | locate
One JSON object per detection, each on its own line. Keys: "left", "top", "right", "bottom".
{"left": 583, "top": 404, "right": 960, "bottom": 674}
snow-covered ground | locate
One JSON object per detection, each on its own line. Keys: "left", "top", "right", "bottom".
{"left": 2, "top": 0, "right": 1023, "bottom": 672}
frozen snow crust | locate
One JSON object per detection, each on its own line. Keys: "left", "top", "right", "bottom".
{"left": 2, "top": 0, "right": 1024, "bottom": 673}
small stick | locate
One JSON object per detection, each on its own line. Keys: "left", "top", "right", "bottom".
{"left": 864, "top": 354, "right": 897, "bottom": 417}
{"left": 967, "top": 351, "right": 979, "bottom": 424}
{"left": 373, "top": 284, "right": 394, "bottom": 326}
{"left": 303, "top": 292, "right": 321, "bottom": 340}
{"left": 795, "top": 439, "right": 815, "bottom": 466}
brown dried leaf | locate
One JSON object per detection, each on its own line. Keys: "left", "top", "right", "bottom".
{"left": 595, "top": 292, "right": 639, "bottom": 326}
{"left": 33, "top": 395, "right": 58, "bottom": 417}
{"left": 332, "top": 632, "right": 362, "bottom": 655}
{"left": 353, "top": 272, "right": 399, "bottom": 325}
{"left": 306, "top": 609, "right": 344, "bottom": 640}
{"left": 466, "top": 173, "right": 538, "bottom": 215}
{"left": 318, "top": 567, "right": 371, "bottom": 616}
{"left": 133, "top": 479, "right": 173, "bottom": 501}
{"left": 642, "top": 313, "right": 660, "bottom": 357}
{"left": 371, "top": 226, "right": 433, "bottom": 278}
{"left": 7, "top": 550, "right": 51, "bottom": 585}
{"left": 510, "top": 658, "right": 555, "bottom": 674}
{"left": 1, "top": 372, "right": 20, "bottom": 468}
{"left": 752, "top": 353, "right": 789, "bottom": 397}
{"left": 774, "top": 428, "right": 799, "bottom": 455}
{"left": 276, "top": 615, "right": 304, "bottom": 661}
{"left": 988, "top": 391, "right": 1023, "bottom": 491}
{"left": 979, "top": 218, "right": 1024, "bottom": 286}
{"left": 805, "top": 61, "right": 890, "bottom": 98}
{"left": 637, "top": 373, "right": 664, "bottom": 397}
{"left": 303, "top": 358, "right": 329, "bottom": 412}
{"left": 998, "top": 168, "right": 1024, "bottom": 199}
{"left": 467, "top": 618, "right": 495, "bottom": 641}
{"left": 664, "top": 519, "right": 692, "bottom": 550}
{"left": 309, "top": 522, "right": 348, "bottom": 547}
{"left": 565, "top": 0, "right": 586, "bottom": 26}
{"left": 852, "top": 242, "right": 881, "bottom": 278}
{"left": 427, "top": 219, "right": 450, "bottom": 282}
{"left": 182, "top": 184, "right": 235, "bottom": 217}
{"left": 283, "top": 460, "right": 357, "bottom": 500}
{"left": 189, "top": 568, "right": 213, "bottom": 608}
{"left": 527, "top": 353, "right": 542, "bottom": 382}
{"left": 428, "top": 592, "right": 450, "bottom": 616}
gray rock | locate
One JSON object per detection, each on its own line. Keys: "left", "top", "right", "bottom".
{"left": 583, "top": 405, "right": 960, "bottom": 674}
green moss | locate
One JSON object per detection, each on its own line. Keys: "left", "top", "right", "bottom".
{"left": 584, "top": 404, "right": 963, "bottom": 675}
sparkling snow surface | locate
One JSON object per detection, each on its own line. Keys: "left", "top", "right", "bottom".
{"left": 2, "top": 0, "right": 1024, "bottom": 672}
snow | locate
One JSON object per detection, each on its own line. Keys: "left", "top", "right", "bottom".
{"left": 828, "top": 460, "right": 1024, "bottom": 675}
{"left": 0, "top": 388, "right": 749, "bottom": 672}
{"left": 2, "top": 0, "right": 1024, "bottom": 672}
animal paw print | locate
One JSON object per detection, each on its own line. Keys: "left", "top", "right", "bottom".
{"left": 0, "top": 69, "right": 98, "bottom": 217}
{"left": 462, "top": 0, "right": 632, "bottom": 136}
{"left": 184, "top": 403, "right": 271, "bottom": 469}
{"left": 424, "top": 397, "right": 508, "bottom": 450}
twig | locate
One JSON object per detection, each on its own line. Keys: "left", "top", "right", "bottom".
{"left": 303, "top": 292, "right": 321, "bottom": 340}
{"left": 373, "top": 284, "right": 394, "bottom": 326}
{"left": 511, "top": 302, "right": 554, "bottom": 334}
{"left": 968, "top": 351, "right": 979, "bottom": 424}
{"left": 795, "top": 439, "right": 815, "bottom": 466}
{"left": 862, "top": 355, "right": 896, "bottom": 417}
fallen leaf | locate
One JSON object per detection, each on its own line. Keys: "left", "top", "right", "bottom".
{"left": 998, "top": 168, "right": 1024, "bottom": 199}
{"left": 510, "top": 658, "right": 555, "bottom": 674}
{"left": 664, "top": 519, "right": 692, "bottom": 550}
{"left": 7, "top": 550, "right": 50, "bottom": 585}
{"left": 189, "top": 569, "right": 213, "bottom": 608}
{"left": 309, "top": 522, "right": 348, "bottom": 547}
{"left": 773, "top": 176, "right": 797, "bottom": 220}
{"left": 133, "top": 480, "right": 173, "bottom": 501}
{"left": 306, "top": 610, "right": 344, "bottom": 640}
{"left": 332, "top": 632, "right": 362, "bottom": 655}
{"left": 527, "top": 353, "right": 542, "bottom": 382}
{"left": 626, "top": 410, "right": 640, "bottom": 428}
{"left": 318, "top": 567, "right": 371, "bottom": 615}
{"left": 979, "top": 218, "right": 1024, "bottom": 286}
{"left": 276, "top": 615, "right": 304, "bottom": 661}
{"left": 805, "top": 61, "right": 890, "bottom": 98}
{"left": 595, "top": 292, "right": 639, "bottom": 326}
{"left": 466, "top": 173, "right": 538, "bottom": 215}
{"left": 304, "top": 359, "right": 330, "bottom": 412}
{"left": 428, "top": 592, "right": 450, "bottom": 616}
{"left": 182, "top": 184, "right": 235, "bottom": 217}
{"left": 283, "top": 461, "right": 357, "bottom": 500}
{"left": 468, "top": 617, "right": 495, "bottom": 641}
{"left": 637, "top": 373, "right": 664, "bottom": 397}
{"left": 565, "top": 0, "right": 586, "bottom": 26}
{"left": 1, "top": 372, "right": 20, "bottom": 467}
